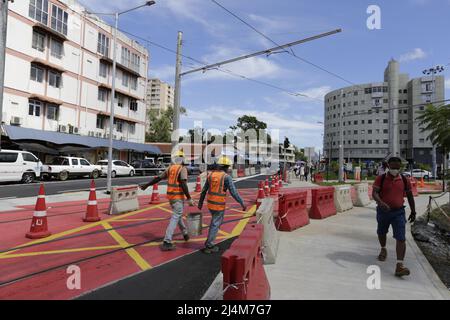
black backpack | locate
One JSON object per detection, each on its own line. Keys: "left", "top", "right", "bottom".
{"left": 379, "top": 173, "right": 408, "bottom": 193}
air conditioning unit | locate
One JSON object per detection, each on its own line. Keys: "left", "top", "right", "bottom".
{"left": 58, "top": 125, "right": 68, "bottom": 133}
{"left": 73, "top": 127, "right": 80, "bottom": 135}
{"left": 10, "top": 116, "right": 22, "bottom": 126}
{"left": 88, "top": 131, "right": 95, "bottom": 137}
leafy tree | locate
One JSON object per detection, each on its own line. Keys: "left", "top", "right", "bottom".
{"left": 145, "top": 106, "right": 186, "bottom": 143}
{"left": 417, "top": 104, "right": 450, "bottom": 152}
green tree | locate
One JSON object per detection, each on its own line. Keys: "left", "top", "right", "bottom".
{"left": 294, "top": 146, "right": 307, "bottom": 161}
{"left": 145, "top": 106, "right": 186, "bottom": 143}
{"left": 417, "top": 104, "right": 450, "bottom": 152}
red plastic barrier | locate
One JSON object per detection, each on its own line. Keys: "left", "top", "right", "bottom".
{"left": 314, "top": 173, "right": 324, "bottom": 183}
{"left": 222, "top": 224, "right": 270, "bottom": 300}
{"left": 310, "top": 187, "right": 337, "bottom": 219}
{"left": 276, "top": 190, "right": 309, "bottom": 231}
{"left": 237, "top": 168, "right": 245, "bottom": 177}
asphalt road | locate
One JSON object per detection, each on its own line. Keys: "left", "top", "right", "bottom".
{"left": 0, "top": 175, "right": 198, "bottom": 199}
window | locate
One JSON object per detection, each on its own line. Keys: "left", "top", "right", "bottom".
{"left": 98, "top": 88, "right": 107, "bottom": 102}
{"left": 131, "top": 77, "right": 138, "bottom": 90}
{"left": 130, "top": 53, "right": 140, "bottom": 72}
{"left": 368, "top": 119, "right": 372, "bottom": 124}
{"left": 368, "top": 130, "right": 372, "bottom": 134}
{"left": 354, "top": 91, "right": 358, "bottom": 96}
{"left": 71, "top": 159, "right": 79, "bottom": 165}
{"left": 361, "top": 140, "right": 365, "bottom": 144}
{"left": 376, "top": 139, "right": 380, "bottom": 144}
{"left": 121, "top": 47, "right": 131, "bottom": 67}
{"left": 368, "top": 140, "right": 372, "bottom": 144}
{"left": 28, "top": 99, "right": 41, "bottom": 116}
{"left": 30, "top": 64, "right": 44, "bottom": 82}
{"left": 97, "top": 33, "right": 109, "bottom": 56}
{"left": 383, "top": 99, "right": 388, "bottom": 103}
{"left": 383, "top": 119, "right": 388, "bottom": 124}
{"left": 32, "top": 31, "right": 45, "bottom": 51}
{"left": 50, "top": 38, "right": 63, "bottom": 58}
{"left": 419, "top": 138, "right": 425, "bottom": 143}
{"left": 0, "top": 153, "right": 19, "bottom": 163}
{"left": 353, "top": 120, "right": 358, "bottom": 125}
{"left": 99, "top": 62, "right": 108, "bottom": 78}
{"left": 361, "top": 130, "right": 365, "bottom": 134}
{"left": 354, "top": 140, "right": 358, "bottom": 145}
{"left": 29, "top": 0, "right": 49, "bottom": 25}
{"left": 354, "top": 130, "right": 358, "bottom": 134}
{"left": 51, "top": 5, "right": 68, "bottom": 35}
{"left": 96, "top": 115, "right": 104, "bottom": 129}
{"left": 115, "top": 93, "right": 123, "bottom": 107}
{"left": 354, "top": 101, "right": 358, "bottom": 106}
{"left": 80, "top": 159, "right": 90, "bottom": 166}
{"left": 122, "top": 73, "right": 129, "bottom": 87}
{"left": 48, "top": 71, "right": 62, "bottom": 88}
{"left": 46, "top": 104, "right": 58, "bottom": 120}
{"left": 129, "top": 99, "right": 138, "bottom": 111}
{"left": 383, "top": 129, "right": 388, "bottom": 134}
{"left": 114, "top": 119, "right": 123, "bottom": 132}
{"left": 129, "top": 123, "right": 136, "bottom": 135}
{"left": 23, "top": 153, "right": 39, "bottom": 162}
{"left": 383, "top": 139, "right": 388, "bottom": 144}
{"left": 365, "top": 88, "right": 372, "bottom": 94}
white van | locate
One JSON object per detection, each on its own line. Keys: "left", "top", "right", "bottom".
{"left": 0, "top": 149, "right": 42, "bottom": 184}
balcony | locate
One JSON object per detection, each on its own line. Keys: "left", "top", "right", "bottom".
{"left": 33, "top": 22, "right": 67, "bottom": 42}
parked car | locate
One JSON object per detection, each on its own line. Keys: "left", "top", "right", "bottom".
{"left": 186, "top": 163, "right": 201, "bottom": 175}
{"left": 403, "top": 169, "right": 433, "bottom": 180}
{"left": 41, "top": 157, "right": 102, "bottom": 181}
{"left": 131, "top": 159, "right": 164, "bottom": 176}
{"left": 0, "top": 149, "right": 42, "bottom": 184}
{"left": 97, "top": 160, "right": 135, "bottom": 178}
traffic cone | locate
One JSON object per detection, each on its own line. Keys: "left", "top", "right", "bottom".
{"left": 274, "top": 175, "right": 279, "bottom": 192}
{"left": 264, "top": 179, "right": 270, "bottom": 196}
{"left": 195, "top": 175, "right": 202, "bottom": 192}
{"left": 256, "top": 181, "right": 265, "bottom": 208}
{"left": 150, "top": 183, "right": 161, "bottom": 204}
{"left": 83, "top": 180, "right": 101, "bottom": 222}
{"left": 270, "top": 179, "right": 278, "bottom": 195}
{"left": 420, "top": 177, "right": 425, "bottom": 188}
{"left": 26, "top": 184, "right": 51, "bottom": 239}
{"left": 278, "top": 175, "right": 283, "bottom": 190}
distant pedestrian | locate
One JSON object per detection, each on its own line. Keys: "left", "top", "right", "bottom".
{"left": 304, "top": 165, "right": 309, "bottom": 181}
{"left": 372, "top": 156, "right": 416, "bottom": 277}
{"left": 377, "top": 161, "right": 388, "bottom": 176}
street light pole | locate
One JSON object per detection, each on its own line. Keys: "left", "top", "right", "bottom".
{"left": 0, "top": 0, "right": 10, "bottom": 151}
{"left": 86, "top": 2, "right": 156, "bottom": 194}
{"left": 338, "top": 89, "right": 344, "bottom": 182}
{"left": 172, "top": 31, "right": 183, "bottom": 151}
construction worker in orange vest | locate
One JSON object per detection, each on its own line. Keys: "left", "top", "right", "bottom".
{"left": 198, "top": 155, "right": 246, "bottom": 254}
{"left": 140, "top": 150, "right": 195, "bottom": 251}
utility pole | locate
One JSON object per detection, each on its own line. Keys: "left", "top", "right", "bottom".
{"left": 172, "top": 31, "right": 183, "bottom": 152}
{"left": 338, "top": 89, "right": 344, "bottom": 182}
{"left": 0, "top": 0, "right": 10, "bottom": 151}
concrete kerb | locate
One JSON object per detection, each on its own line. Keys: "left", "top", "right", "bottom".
{"left": 334, "top": 185, "right": 353, "bottom": 213}
{"left": 354, "top": 183, "right": 372, "bottom": 207}
{"left": 256, "top": 197, "right": 280, "bottom": 265}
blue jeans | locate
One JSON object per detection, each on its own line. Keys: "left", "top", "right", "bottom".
{"left": 376, "top": 206, "right": 406, "bottom": 241}
{"left": 164, "top": 200, "right": 188, "bottom": 243}
{"left": 205, "top": 210, "right": 225, "bottom": 248}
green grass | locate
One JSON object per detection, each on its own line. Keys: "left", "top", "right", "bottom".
{"left": 430, "top": 203, "right": 450, "bottom": 232}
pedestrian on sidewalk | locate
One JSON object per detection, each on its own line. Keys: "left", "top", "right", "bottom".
{"left": 299, "top": 164, "right": 305, "bottom": 181}
{"left": 304, "top": 165, "right": 310, "bottom": 181}
{"left": 140, "top": 150, "right": 195, "bottom": 251}
{"left": 197, "top": 155, "right": 246, "bottom": 254}
{"left": 372, "top": 156, "right": 416, "bottom": 277}
{"left": 377, "top": 160, "right": 388, "bottom": 176}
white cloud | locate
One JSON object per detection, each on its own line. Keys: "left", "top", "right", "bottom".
{"left": 149, "top": 65, "right": 175, "bottom": 83}
{"left": 399, "top": 48, "right": 427, "bottom": 62}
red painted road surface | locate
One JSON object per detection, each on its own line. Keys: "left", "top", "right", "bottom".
{"left": 0, "top": 189, "right": 258, "bottom": 300}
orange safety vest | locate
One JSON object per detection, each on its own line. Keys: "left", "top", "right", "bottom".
{"left": 166, "top": 164, "right": 185, "bottom": 201}
{"left": 207, "top": 171, "right": 227, "bottom": 211}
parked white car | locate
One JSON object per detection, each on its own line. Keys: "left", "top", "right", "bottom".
{"left": 0, "top": 149, "right": 42, "bottom": 184}
{"left": 41, "top": 157, "right": 102, "bottom": 181}
{"left": 97, "top": 160, "right": 135, "bottom": 178}
{"left": 403, "top": 169, "right": 433, "bottom": 179}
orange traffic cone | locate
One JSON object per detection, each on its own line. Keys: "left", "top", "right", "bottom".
{"left": 274, "top": 176, "right": 279, "bottom": 192}
{"left": 26, "top": 184, "right": 51, "bottom": 239}
{"left": 270, "top": 179, "right": 278, "bottom": 195}
{"left": 195, "top": 175, "right": 202, "bottom": 192}
{"left": 264, "top": 179, "right": 270, "bottom": 196}
{"left": 420, "top": 177, "right": 425, "bottom": 188}
{"left": 256, "top": 181, "right": 266, "bottom": 208}
{"left": 150, "top": 183, "right": 161, "bottom": 204}
{"left": 83, "top": 180, "right": 101, "bottom": 222}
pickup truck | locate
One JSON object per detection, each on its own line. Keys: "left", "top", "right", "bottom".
{"left": 40, "top": 157, "right": 103, "bottom": 181}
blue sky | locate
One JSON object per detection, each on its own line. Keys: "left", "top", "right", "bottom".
{"left": 81, "top": 0, "right": 450, "bottom": 151}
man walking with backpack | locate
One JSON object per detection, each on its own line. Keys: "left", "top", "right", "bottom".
{"left": 372, "top": 156, "right": 416, "bottom": 277}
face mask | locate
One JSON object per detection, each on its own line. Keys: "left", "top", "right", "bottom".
{"left": 389, "top": 169, "right": 399, "bottom": 176}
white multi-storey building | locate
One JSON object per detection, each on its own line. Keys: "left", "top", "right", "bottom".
{"left": 146, "top": 78, "right": 174, "bottom": 117}
{"left": 1, "top": 0, "right": 158, "bottom": 162}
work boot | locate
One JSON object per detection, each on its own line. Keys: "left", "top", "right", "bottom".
{"left": 160, "top": 241, "right": 176, "bottom": 251}
{"left": 377, "top": 248, "right": 387, "bottom": 261}
{"left": 201, "top": 245, "right": 220, "bottom": 254}
{"left": 183, "top": 233, "right": 190, "bottom": 242}
{"left": 395, "top": 263, "right": 410, "bottom": 277}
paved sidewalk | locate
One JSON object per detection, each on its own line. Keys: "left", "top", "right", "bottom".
{"left": 265, "top": 194, "right": 449, "bottom": 300}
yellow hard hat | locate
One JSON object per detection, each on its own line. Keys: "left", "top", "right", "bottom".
{"left": 217, "top": 155, "right": 232, "bottom": 166}
{"left": 174, "top": 150, "right": 185, "bottom": 158}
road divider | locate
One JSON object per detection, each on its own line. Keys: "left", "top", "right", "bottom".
{"left": 277, "top": 190, "right": 309, "bottom": 231}
{"left": 256, "top": 198, "right": 279, "bottom": 264}
{"left": 310, "top": 187, "right": 336, "bottom": 219}
{"left": 109, "top": 185, "right": 140, "bottom": 215}
{"left": 334, "top": 185, "right": 353, "bottom": 212}
{"left": 353, "top": 183, "right": 371, "bottom": 207}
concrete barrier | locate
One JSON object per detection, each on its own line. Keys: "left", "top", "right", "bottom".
{"left": 353, "top": 183, "right": 371, "bottom": 207}
{"left": 244, "top": 168, "right": 250, "bottom": 176}
{"left": 232, "top": 169, "right": 238, "bottom": 178}
{"left": 199, "top": 172, "right": 207, "bottom": 189}
{"left": 250, "top": 167, "right": 256, "bottom": 175}
{"left": 334, "top": 185, "right": 353, "bottom": 212}
{"left": 256, "top": 198, "right": 279, "bottom": 265}
{"left": 109, "top": 185, "right": 139, "bottom": 215}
